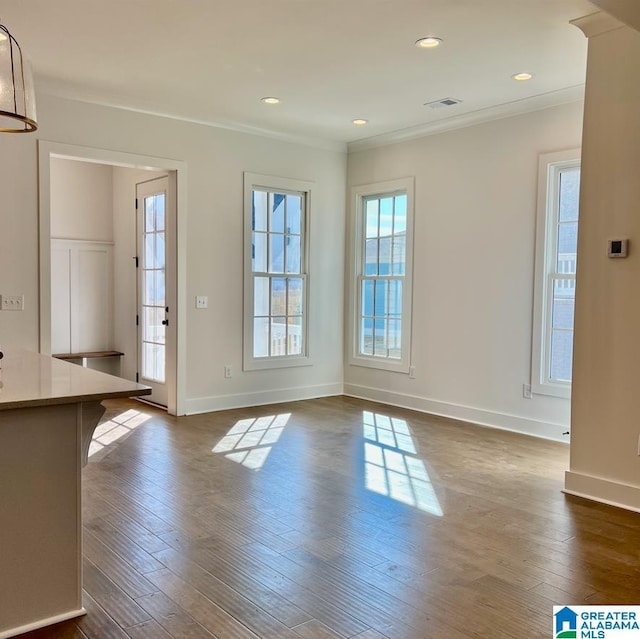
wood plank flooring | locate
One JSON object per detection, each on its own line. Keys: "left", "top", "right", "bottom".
{"left": 18, "top": 396, "right": 640, "bottom": 638}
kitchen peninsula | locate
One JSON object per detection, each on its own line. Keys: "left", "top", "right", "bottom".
{"left": 0, "top": 349, "right": 150, "bottom": 638}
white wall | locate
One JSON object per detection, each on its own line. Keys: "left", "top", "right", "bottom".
{"left": 49, "top": 158, "right": 115, "bottom": 362}
{"left": 346, "top": 101, "right": 584, "bottom": 440}
{"left": 0, "top": 135, "right": 44, "bottom": 348}
{"left": 50, "top": 157, "right": 113, "bottom": 241}
{"left": 0, "top": 93, "right": 346, "bottom": 411}
{"left": 565, "top": 20, "right": 640, "bottom": 511}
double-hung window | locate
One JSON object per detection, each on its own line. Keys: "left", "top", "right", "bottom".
{"left": 532, "top": 150, "right": 581, "bottom": 398}
{"left": 351, "top": 178, "right": 414, "bottom": 373}
{"left": 243, "top": 173, "right": 311, "bottom": 371}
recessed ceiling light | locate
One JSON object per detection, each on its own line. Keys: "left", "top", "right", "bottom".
{"left": 512, "top": 72, "right": 533, "bottom": 81}
{"left": 415, "top": 37, "right": 442, "bottom": 49}
{"left": 261, "top": 97, "right": 280, "bottom": 104}
{"left": 352, "top": 119, "right": 368, "bottom": 126}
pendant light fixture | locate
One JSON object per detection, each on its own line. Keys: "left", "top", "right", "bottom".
{"left": 0, "top": 23, "right": 37, "bottom": 132}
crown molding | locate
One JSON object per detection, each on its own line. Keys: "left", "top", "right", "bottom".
{"left": 35, "top": 76, "right": 586, "bottom": 157}
{"left": 35, "top": 80, "right": 347, "bottom": 154}
{"left": 347, "top": 85, "right": 585, "bottom": 154}
{"left": 570, "top": 11, "right": 626, "bottom": 38}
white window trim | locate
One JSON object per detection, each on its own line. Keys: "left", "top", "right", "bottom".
{"left": 349, "top": 177, "right": 415, "bottom": 373}
{"left": 531, "top": 149, "right": 580, "bottom": 399}
{"left": 243, "top": 172, "right": 313, "bottom": 371}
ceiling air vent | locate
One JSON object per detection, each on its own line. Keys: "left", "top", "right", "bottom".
{"left": 424, "top": 97, "right": 462, "bottom": 109}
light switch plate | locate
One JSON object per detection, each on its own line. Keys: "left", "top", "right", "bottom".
{"left": 1, "top": 295, "right": 24, "bottom": 311}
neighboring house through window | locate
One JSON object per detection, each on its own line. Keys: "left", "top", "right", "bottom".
{"left": 350, "top": 177, "right": 414, "bottom": 373}
{"left": 243, "top": 173, "right": 312, "bottom": 371}
{"left": 532, "top": 149, "right": 581, "bottom": 398}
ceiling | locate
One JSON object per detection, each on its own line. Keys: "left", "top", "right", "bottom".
{"left": 0, "top": 0, "right": 596, "bottom": 148}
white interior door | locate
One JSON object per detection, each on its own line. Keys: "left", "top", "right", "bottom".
{"left": 137, "top": 177, "right": 169, "bottom": 407}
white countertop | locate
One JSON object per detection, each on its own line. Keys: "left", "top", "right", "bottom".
{"left": 0, "top": 349, "right": 151, "bottom": 410}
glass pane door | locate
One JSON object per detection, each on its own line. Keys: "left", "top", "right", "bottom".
{"left": 141, "top": 191, "right": 166, "bottom": 382}
{"left": 137, "top": 176, "right": 169, "bottom": 407}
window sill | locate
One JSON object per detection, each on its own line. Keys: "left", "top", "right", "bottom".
{"left": 349, "top": 356, "right": 409, "bottom": 374}
{"left": 243, "top": 355, "right": 312, "bottom": 372}
{"left": 531, "top": 381, "right": 571, "bottom": 400}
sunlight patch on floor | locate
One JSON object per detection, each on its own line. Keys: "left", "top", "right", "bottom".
{"left": 363, "top": 411, "right": 443, "bottom": 516}
{"left": 89, "top": 409, "right": 151, "bottom": 457}
{"left": 212, "top": 413, "right": 290, "bottom": 470}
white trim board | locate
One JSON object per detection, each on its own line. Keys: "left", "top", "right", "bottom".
{"left": 0, "top": 609, "right": 86, "bottom": 639}
{"left": 564, "top": 471, "right": 640, "bottom": 514}
{"left": 348, "top": 86, "right": 585, "bottom": 153}
{"left": 185, "top": 383, "right": 343, "bottom": 415}
{"left": 38, "top": 83, "right": 581, "bottom": 156}
{"left": 343, "top": 383, "right": 570, "bottom": 443}
{"left": 571, "top": 10, "right": 626, "bottom": 39}
{"left": 37, "top": 86, "right": 346, "bottom": 154}
{"left": 189, "top": 383, "right": 570, "bottom": 440}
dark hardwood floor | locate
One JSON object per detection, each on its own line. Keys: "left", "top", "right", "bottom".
{"left": 19, "top": 395, "right": 640, "bottom": 638}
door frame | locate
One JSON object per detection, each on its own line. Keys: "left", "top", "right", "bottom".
{"left": 38, "top": 141, "right": 187, "bottom": 416}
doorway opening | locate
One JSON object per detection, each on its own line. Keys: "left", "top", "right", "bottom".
{"left": 39, "top": 142, "right": 187, "bottom": 415}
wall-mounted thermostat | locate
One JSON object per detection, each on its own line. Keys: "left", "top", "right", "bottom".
{"left": 608, "top": 239, "right": 629, "bottom": 258}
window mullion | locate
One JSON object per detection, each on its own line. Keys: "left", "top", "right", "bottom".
{"left": 268, "top": 275, "right": 273, "bottom": 357}
{"left": 283, "top": 194, "right": 288, "bottom": 276}
{"left": 385, "top": 279, "right": 390, "bottom": 357}
{"left": 376, "top": 199, "right": 381, "bottom": 277}
{"left": 390, "top": 195, "right": 396, "bottom": 271}
{"left": 285, "top": 276, "right": 289, "bottom": 356}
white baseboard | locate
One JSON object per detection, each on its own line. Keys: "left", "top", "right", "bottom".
{"left": 185, "top": 381, "right": 569, "bottom": 442}
{"left": 0, "top": 608, "right": 86, "bottom": 639}
{"left": 343, "top": 383, "right": 569, "bottom": 442}
{"left": 185, "top": 382, "right": 343, "bottom": 415}
{"left": 564, "top": 471, "right": 640, "bottom": 513}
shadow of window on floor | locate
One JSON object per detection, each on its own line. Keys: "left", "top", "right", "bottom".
{"left": 212, "top": 413, "right": 291, "bottom": 470}
{"left": 362, "top": 410, "right": 443, "bottom": 516}
{"left": 89, "top": 408, "right": 152, "bottom": 458}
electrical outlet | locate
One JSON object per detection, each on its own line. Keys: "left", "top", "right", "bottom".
{"left": 196, "top": 295, "right": 208, "bottom": 309}
{"left": 1, "top": 295, "right": 24, "bottom": 311}
{"left": 523, "top": 383, "right": 532, "bottom": 399}
{"left": 409, "top": 365, "right": 416, "bottom": 379}
{"left": 224, "top": 365, "right": 232, "bottom": 379}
